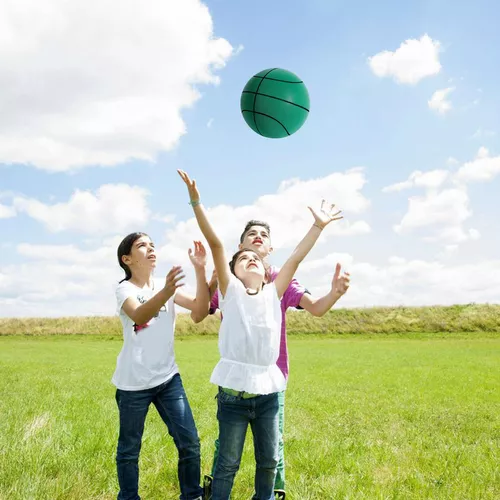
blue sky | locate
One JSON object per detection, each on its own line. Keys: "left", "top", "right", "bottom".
{"left": 1, "top": 0, "right": 499, "bottom": 317}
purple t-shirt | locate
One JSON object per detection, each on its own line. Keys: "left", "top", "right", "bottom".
{"left": 209, "top": 267, "right": 306, "bottom": 380}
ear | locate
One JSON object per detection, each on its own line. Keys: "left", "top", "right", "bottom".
{"left": 238, "top": 243, "right": 243, "bottom": 250}
{"left": 122, "top": 254, "right": 132, "bottom": 265}
{"left": 268, "top": 246, "right": 273, "bottom": 254}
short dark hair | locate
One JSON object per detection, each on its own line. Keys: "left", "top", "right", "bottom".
{"left": 239, "top": 220, "right": 271, "bottom": 244}
{"left": 117, "top": 232, "right": 149, "bottom": 283}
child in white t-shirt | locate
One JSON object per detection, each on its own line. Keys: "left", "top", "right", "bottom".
{"left": 178, "top": 170, "right": 342, "bottom": 500}
{"left": 113, "top": 232, "right": 209, "bottom": 500}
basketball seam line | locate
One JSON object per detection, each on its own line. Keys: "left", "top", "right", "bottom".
{"left": 242, "top": 90, "right": 309, "bottom": 112}
{"left": 242, "top": 110, "right": 290, "bottom": 136}
{"left": 252, "top": 75, "right": 303, "bottom": 84}
{"left": 252, "top": 68, "right": 277, "bottom": 135}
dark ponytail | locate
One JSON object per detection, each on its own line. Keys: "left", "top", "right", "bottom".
{"left": 117, "top": 232, "right": 149, "bottom": 283}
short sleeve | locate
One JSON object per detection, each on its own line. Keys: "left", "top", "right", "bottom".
{"left": 209, "top": 290, "right": 219, "bottom": 315}
{"left": 115, "top": 281, "right": 135, "bottom": 314}
{"left": 281, "top": 278, "right": 307, "bottom": 310}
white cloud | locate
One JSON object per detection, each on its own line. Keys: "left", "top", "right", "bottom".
{"left": 383, "top": 170, "right": 449, "bottom": 192}
{"left": 13, "top": 184, "right": 151, "bottom": 234}
{"left": 0, "top": 203, "right": 16, "bottom": 218}
{"left": 294, "top": 255, "right": 500, "bottom": 309}
{"left": 428, "top": 87, "right": 454, "bottom": 114}
{"left": 368, "top": 34, "right": 441, "bottom": 84}
{"left": 393, "top": 188, "right": 478, "bottom": 244}
{"left": 0, "top": 242, "right": 121, "bottom": 317}
{"left": 384, "top": 145, "right": 500, "bottom": 244}
{"left": 159, "top": 169, "right": 372, "bottom": 265}
{"left": 456, "top": 147, "right": 500, "bottom": 183}
{"left": 4, "top": 241, "right": 500, "bottom": 317}
{"left": 471, "top": 129, "right": 495, "bottom": 139}
{"left": 0, "top": 0, "right": 234, "bottom": 172}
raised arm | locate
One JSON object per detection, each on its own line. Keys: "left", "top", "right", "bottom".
{"left": 122, "top": 266, "right": 185, "bottom": 326}
{"left": 274, "top": 200, "right": 343, "bottom": 298}
{"left": 175, "top": 241, "right": 210, "bottom": 323}
{"left": 298, "top": 263, "right": 351, "bottom": 316}
{"left": 177, "top": 170, "right": 231, "bottom": 296}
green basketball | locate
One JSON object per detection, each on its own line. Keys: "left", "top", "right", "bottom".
{"left": 240, "top": 68, "right": 310, "bottom": 138}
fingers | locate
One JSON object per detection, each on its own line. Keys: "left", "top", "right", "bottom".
{"left": 166, "top": 266, "right": 184, "bottom": 283}
{"left": 192, "top": 240, "right": 206, "bottom": 255}
{"left": 333, "top": 262, "right": 341, "bottom": 280}
{"left": 177, "top": 169, "right": 194, "bottom": 187}
{"left": 307, "top": 206, "right": 317, "bottom": 217}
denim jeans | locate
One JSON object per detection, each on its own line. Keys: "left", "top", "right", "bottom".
{"left": 211, "top": 389, "right": 279, "bottom": 500}
{"left": 211, "top": 391, "right": 286, "bottom": 491}
{"left": 115, "top": 373, "right": 203, "bottom": 500}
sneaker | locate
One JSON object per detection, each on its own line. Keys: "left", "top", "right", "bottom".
{"left": 274, "top": 490, "right": 286, "bottom": 500}
{"left": 203, "top": 474, "right": 213, "bottom": 500}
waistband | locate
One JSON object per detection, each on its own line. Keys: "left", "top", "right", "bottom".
{"left": 220, "top": 387, "right": 258, "bottom": 399}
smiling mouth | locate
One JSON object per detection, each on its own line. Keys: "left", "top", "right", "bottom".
{"left": 252, "top": 239, "right": 263, "bottom": 245}
{"left": 148, "top": 256, "right": 156, "bottom": 261}
{"left": 248, "top": 262, "right": 258, "bottom": 269}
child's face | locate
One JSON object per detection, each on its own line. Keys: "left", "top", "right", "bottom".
{"left": 239, "top": 225, "right": 272, "bottom": 259}
{"left": 233, "top": 250, "right": 265, "bottom": 281}
{"left": 123, "top": 235, "right": 157, "bottom": 272}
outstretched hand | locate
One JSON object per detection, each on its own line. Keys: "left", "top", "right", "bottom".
{"left": 332, "top": 263, "right": 350, "bottom": 296}
{"left": 177, "top": 169, "right": 200, "bottom": 204}
{"left": 164, "top": 266, "right": 185, "bottom": 296}
{"left": 188, "top": 240, "right": 207, "bottom": 269}
{"left": 308, "top": 199, "right": 343, "bottom": 229}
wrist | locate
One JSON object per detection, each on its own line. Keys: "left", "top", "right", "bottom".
{"left": 189, "top": 199, "right": 201, "bottom": 207}
{"left": 313, "top": 223, "right": 324, "bottom": 230}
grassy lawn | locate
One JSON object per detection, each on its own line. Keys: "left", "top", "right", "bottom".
{"left": 0, "top": 334, "right": 499, "bottom": 499}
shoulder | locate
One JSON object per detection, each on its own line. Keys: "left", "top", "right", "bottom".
{"left": 220, "top": 275, "right": 242, "bottom": 301}
{"left": 116, "top": 280, "right": 135, "bottom": 296}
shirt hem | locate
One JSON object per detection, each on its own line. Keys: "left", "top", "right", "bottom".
{"left": 112, "top": 369, "right": 179, "bottom": 391}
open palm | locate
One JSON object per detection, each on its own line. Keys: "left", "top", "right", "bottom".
{"left": 178, "top": 169, "right": 200, "bottom": 203}
{"left": 308, "top": 199, "right": 343, "bottom": 229}
{"left": 188, "top": 240, "right": 207, "bottom": 269}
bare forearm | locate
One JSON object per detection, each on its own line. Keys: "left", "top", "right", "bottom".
{"left": 288, "top": 224, "right": 323, "bottom": 266}
{"left": 191, "top": 266, "right": 210, "bottom": 320}
{"left": 192, "top": 204, "right": 223, "bottom": 250}
{"left": 302, "top": 290, "right": 343, "bottom": 317}
{"left": 132, "top": 288, "right": 171, "bottom": 325}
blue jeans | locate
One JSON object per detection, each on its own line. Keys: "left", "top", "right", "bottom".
{"left": 210, "top": 391, "right": 286, "bottom": 490}
{"left": 212, "top": 389, "right": 279, "bottom": 500}
{"left": 115, "top": 373, "right": 203, "bottom": 500}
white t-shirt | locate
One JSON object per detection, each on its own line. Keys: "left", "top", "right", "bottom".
{"left": 112, "top": 280, "right": 179, "bottom": 391}
{"left": 210, "top": 275, "right": 286, "bottom": 395}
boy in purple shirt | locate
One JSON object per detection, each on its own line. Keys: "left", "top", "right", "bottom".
{"left": 205, "top": 220, "right": 350, "bottom": 499}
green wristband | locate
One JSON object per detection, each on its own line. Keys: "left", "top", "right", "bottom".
{"left": 189, "top": 200, "right": 201, "bottom": 207}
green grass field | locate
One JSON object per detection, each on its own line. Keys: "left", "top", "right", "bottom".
{"left": 1, "top": 334, "right": 499, "bottom": 499}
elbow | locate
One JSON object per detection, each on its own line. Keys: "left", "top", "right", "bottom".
{"left": 130, "top": 312, "right": 146, "bottom": 325}
{"left": 191, "top": 308, "right": 209, "bottom": 324}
